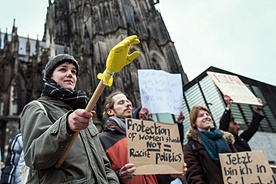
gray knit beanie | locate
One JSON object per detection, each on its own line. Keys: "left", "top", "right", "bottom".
{"left": 43, "top": 54, "right": 79, "bottom": 80}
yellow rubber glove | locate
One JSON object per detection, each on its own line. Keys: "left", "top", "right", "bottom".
{"left": 97, "top": 35, "right": 140, "bottom": 86}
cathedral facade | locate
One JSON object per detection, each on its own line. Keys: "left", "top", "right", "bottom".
{"left": 43, "top": 0, "right": 189, "bottom": 111}
{"left": 0, "top": 0, "right": 188, "bottom": 157}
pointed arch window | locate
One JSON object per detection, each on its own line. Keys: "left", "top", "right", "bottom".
{"left": 124, "top": 4, "right": 136, "bottom": 29}
{"left": 152, "top": 58, "right": 161, "bottom": 70}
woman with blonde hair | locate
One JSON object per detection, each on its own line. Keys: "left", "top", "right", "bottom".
{"left": 183, "top": 105, "right": 236, "bottom": 184}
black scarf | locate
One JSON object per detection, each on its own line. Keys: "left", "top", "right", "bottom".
{"left": 41, "top": 79, "right": 89, "bottom": 110}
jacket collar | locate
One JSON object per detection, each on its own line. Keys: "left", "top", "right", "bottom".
{"left": 104, "top": 116, "right": 126, "bottom": 134}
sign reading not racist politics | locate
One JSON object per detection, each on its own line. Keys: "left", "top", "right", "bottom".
{"left": 138, "top": 69, "right": 183, "bottom": 115}
{"left": 126, "top": 118, "right": 184, "bottom": 175}
{"left": 207, "top": 71, "right": 262, "bottom": 106}
{"left": 219, "top": 150, "right": 275, "bottom": 184}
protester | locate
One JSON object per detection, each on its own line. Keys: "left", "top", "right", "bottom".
{"left": 183, "top": 105, "right": 236, "bottom": 184}
{"left": 176, "top": 111, "right": 185, "bottom": 145}
{"left": 99, "top": 91, "right": 187, "bottom": 184}
{"left": 219, "top": 95, "right": 264, "bottom": 152}
{"left": 1, "top": 130, "right": 23, "bottom": 184}
{"left": 20, "top": 54, "right": 119, "bottom": 183}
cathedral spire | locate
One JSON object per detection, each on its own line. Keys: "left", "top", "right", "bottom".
{"left": 26, "top": 35, "right": 30, "bottom": 62}
{"left": 36, "top": 35, "right": 40, "bottom": 55}
{"left": 4, "top": 28, "right": 8, "bottom": 43}
{"left": 35, "top": 35, "right": 41, "bottom": 63}
{"left": 12, "top": 19, "right": 17, "bottom": 36}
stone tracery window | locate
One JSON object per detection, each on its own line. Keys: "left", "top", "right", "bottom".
{"left": 152, "top": 58, "right": 161, "bottom": 70}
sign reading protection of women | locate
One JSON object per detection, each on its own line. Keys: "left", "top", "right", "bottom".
{"left": 126, "top": 118, "right": 184, "bottom": 175}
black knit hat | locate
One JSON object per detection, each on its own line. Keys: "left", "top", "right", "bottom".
{"left": 43, "top": 54, "right": 79, "bottom": 80}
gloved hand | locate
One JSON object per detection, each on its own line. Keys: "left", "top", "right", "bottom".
{"left": 97, "top": 35, "right": 140, "bottom": 86}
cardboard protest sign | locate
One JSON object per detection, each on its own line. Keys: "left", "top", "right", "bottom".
{"left": 138, "top": 69, "right": 183, "bottom": 115}
{"left": 219, "top": 150, "right": 275, "bottom": 184}
{"left": 126, "top": 118, "right": 184, "bottom": 175}
{"left": 207, "top": 71, "right": 262, "bottom": 106}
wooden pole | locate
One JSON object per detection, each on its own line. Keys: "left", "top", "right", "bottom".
{"left": 55, "top": 80, "right": 105, "bottom": 169}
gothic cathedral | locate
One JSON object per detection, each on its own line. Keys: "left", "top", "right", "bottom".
{"left": 0, "top": 0, "right": 189, "bottom": 153}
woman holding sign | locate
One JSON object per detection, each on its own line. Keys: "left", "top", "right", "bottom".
{"left": 183, "top": 105, "right": 236, "bottom": 184}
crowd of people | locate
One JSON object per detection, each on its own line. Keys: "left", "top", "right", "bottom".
{"left": 0, "top": 37, "right": 265, "bottom": 184}
{"left": 183, "top": 95, "right": 264, "bottom": 184}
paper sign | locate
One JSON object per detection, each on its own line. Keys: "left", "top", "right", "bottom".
{"left": 207, "top": 71, "right": 262, "bottom": 106}
{"left": 219, "top": 150, "right": 275, "bottom": 184}
{"left": 138, "top": 69, "right": 183, "bottom": 115}
{"left": 126, "top": 118, "right": 184, "bottom": 175}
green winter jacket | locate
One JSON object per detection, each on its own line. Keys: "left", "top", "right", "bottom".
{"left": 21, "top": 96, "right": 119, "bottom": 184}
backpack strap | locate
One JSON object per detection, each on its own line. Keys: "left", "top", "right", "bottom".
{"left": 33, "top": 100, "right": 47, "bottom": 116}
{"left": 188, "top": 139, "right": 207, "bottom": 173}
{"left": 21, "top": 100, "right": 47, "bottom": 183}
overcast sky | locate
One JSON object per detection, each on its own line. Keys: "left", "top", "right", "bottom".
{"left": 1, "top": 0, "right": 275, "bottom": 86}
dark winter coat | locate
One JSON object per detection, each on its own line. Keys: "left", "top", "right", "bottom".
{"left": 219, "top": 109, "right": 264, "bottom": 152}
{"left": 183, "top": 129, "right": 236, "bottom": 184}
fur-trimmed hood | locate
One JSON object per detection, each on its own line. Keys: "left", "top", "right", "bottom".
{"left": 186, "top": 129, "right": 235, "bottom": 145}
